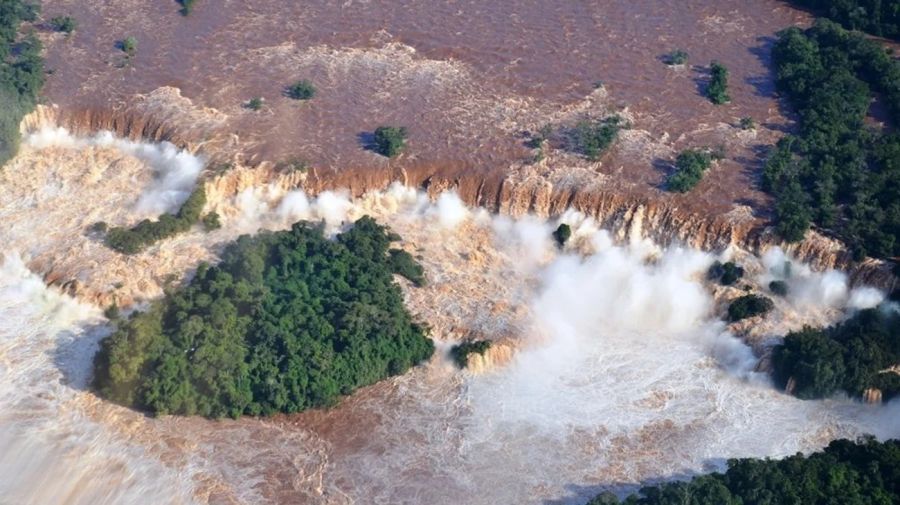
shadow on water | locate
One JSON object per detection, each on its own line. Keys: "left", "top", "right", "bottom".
{"left": 543, "top": 460, "right": 727, "bottom": 505}
{"left": 746, "top": 36, "right": 778, "bottom": 99}
{"left": 692, "top": 64, "right": 710, "bottom": 99}
{"left": 747, "top": 35, "right": 800, "bottom": 130}
{"left": 52, "top": 322, "right": 112, "bottom": 393}
{"left": 357, "top": 131, "right": 377, "bottom": 152}
{"left": 651, "top": 156, "right": 674, "bottom": 191}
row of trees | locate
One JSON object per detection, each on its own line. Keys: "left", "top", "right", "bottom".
{"left": 0, "top": 0, "right": 43, "bottom": 166}
{"left": 102, "top": 187, "right": 209, "bottom": 254}
{"left": 765, "top": 20, "right": 900, "bottom": 258}
{"left": 788, "top": 0, "right": 900, "bottom": 40}
{"left": 587, "top": 437, "right": 900, "bottom": 504}
{"left": 772, "top": 308, "right": 900, "bottom": 400}
{"left": 92, "top": 216, "right": 435, "bottom": 418}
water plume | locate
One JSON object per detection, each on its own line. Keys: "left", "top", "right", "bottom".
{"left": 0, "top": 254, "right": 197, "bottom": 505}
{"left": 25, "top": 127, "right": 204, "bottom": 217}
{"left": 760, "top": 247, "right": 884, "bottom": 311}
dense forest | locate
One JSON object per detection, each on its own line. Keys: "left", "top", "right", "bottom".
{"left": 765, "top": 20, "right": 900, "bottom": 259}
{"left": 93, "top": 217, "right": 435, "bottom": 418}
{"left": 0, "top": 0, "right": 43, "bottom": 166}
{"left": 772, "top": 307, "right": 900, "bottom": 400}
{"left": 788, "top": 0, "right": 900, "bottom": 40}
{"left": 587, "top": 437, "right": 900, "bottom": 505}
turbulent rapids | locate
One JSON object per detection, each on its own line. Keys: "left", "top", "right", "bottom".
{"left": 0, "top": 131, "right": 898, "bottom": 504}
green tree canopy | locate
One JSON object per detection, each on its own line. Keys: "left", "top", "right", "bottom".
{"left": 93, "top": 216, "right": 434, "bottom": 418}
{"left": 765, "top": 20, "right": 900, "bottom": 258}
{"left": 587, "top": 437, "right": 900, "bottom": 505}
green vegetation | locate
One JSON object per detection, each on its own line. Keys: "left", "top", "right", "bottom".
{"left": 587, "top": 437, "right": 900, "bottom": 504}
{"left": 772, "top": 308, "right": 900, "bottom": 400}
{"left": 666, "top": 149, "right": 716, "bottom": 193}
{"left": 706, "top": 61, "right": 730, "bottom": 104}
{"left": 49, "top": 15, "right": 76, "bottom": 34}
{"left": 765, "top": 20, "right": 900, "bottom": 257}
{"left": 373, "top": 126, "right": 408, "bottom": 157}
{"left": 0, "top": 0, "right": 44, "bottom": 167}
{"left": 286, "top": 79, "right": 315, "bottom": 100}
{"left": 739, "top": 116, "right": 755, "bottom": 130}
{"left": 177, "top": 0, "right": 196, "bottom": 16}
{"left": 663, "top": 49, "right": 688, "bottom": 66}
{"left": 245, "top": 97, "right": 263, "bottom": 111}
{"left": 104, "top": 187, "right": 206, "bottom": 254}
{"left": 450, "top": 340, "right": 492, "bottom": 368}
{"left": 93, "top": 216, "right": 434, "bottom": 418}
{"left": 201, "top": 212, "right": 221, "bottom": 231}
{"left": 387, "top": 248, "right": 425, "bottom": 287}
{"left": 103, "top": 303, "right": 121, "bottom": 321}
{"left": 726, "top": 294, "right": 774, "bottom": 322}
{"left": 553, "top": 223, "right": 572, "bottom": 247}
{"left": 119, "top": 36, "right": 137, "bottom": 56}
{"left": 788, "top": 0, "right": 900, "bottom": 40}
{"left": 769, "top": 280, "right": 789, "bottom": 296}
{"left": 573, "top": 115, "right": 626, "bottom": 160}
{"left": 90, "top": 221, "right": 108, "bottom": 234}
{"left": 707, "top": 261, "right": 744, "bottom": 286}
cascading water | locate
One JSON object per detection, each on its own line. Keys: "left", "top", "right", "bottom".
{"left": 1, "top": 131, "right": 898, "bottom": 504}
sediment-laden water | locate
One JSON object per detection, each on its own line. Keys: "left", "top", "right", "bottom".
{"left": 1, "top": 132, "right": 898, "bottom": 505}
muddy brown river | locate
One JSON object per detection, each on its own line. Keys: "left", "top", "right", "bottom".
{"left": 6, "top": 2, "right": 899, "bottom": 504}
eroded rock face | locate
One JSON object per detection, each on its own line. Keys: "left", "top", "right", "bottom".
{"left": 863, "top": 388, "right": 883, "bottom": 405}
{"left": 16, "top": 102, "right": 897, "bottom": 313}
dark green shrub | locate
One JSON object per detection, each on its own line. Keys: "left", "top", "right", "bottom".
{"left": 103, "top": 304, "right": 120, "bottom": 320}
{"left": 120, "top": 36, "right": 137, "bottom": 55}
{"left": 388, "top": 248, "right": 426, "bottom": 286}
{"left": 553, "top": 223, "right": 572, "bottom": 247}
{"left": 769, "top": 280, "right": 789, "bottom": 296}
{"left": 664, "top": 49, "right": 688, "bottom": 65}
{"left": 772, "top": 308, "right": 900, "bottom": 400}
{"left": 587, "top": 437, "right": 900, "bottom": 504}
{"left": 739, "top": 116, "right": 755, "bottom": 130}
{"left": 573, "top": 115, "right": 626, "bottom": 160}
{"left": 706, "top": 61, "right": 730, "bottom": 104}
{"left": 90, "top": 221, "right": 108, "bottom": 233}
{"left": 450, "top": 340, "right": 492, "bottom": 368}
{"left": 177, "top": 0, "right": 196, "bottom": 15}
{"left": 245, "top": 97, "right": 263, "bottom": 111}
{"left": 726, "top": 294, "right": 774, "bottom": 322}
{"left": 286, "top": 79, "right": 315, "bottom": 100}
{"left": 201, "top": 212, "right": 221, "bottom": 231}
{"left": 373, "top": 126, "right": 408, "bottom": 157}
{"left": 707, "top": 261, "right": 744, "bottom": 286}
{"left": 92, "top": 216, "right": 434, "bottom": 418}
{"left": 666, "top": 149, "right": 714, "bottom": 192}
{"left": 49, "top": 15, "right": 76, "bottom": 34}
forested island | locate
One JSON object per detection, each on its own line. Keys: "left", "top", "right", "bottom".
{"left": 0, "top": 0, "right": 43, "bottom": 166}
{"left": 772, "top": 308, "right": 900, "bottom": 401}
{"left": 93, "top": 217, "right": 434, "bottom": 418}
{"left": 765, "top": 19, "right": 900, "bottom": 259}
{"left": 788, "top": 0, "right": 900, "bottom": 40}
{"left": 587, "top": 437, "right": 900, "bottom": 504}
